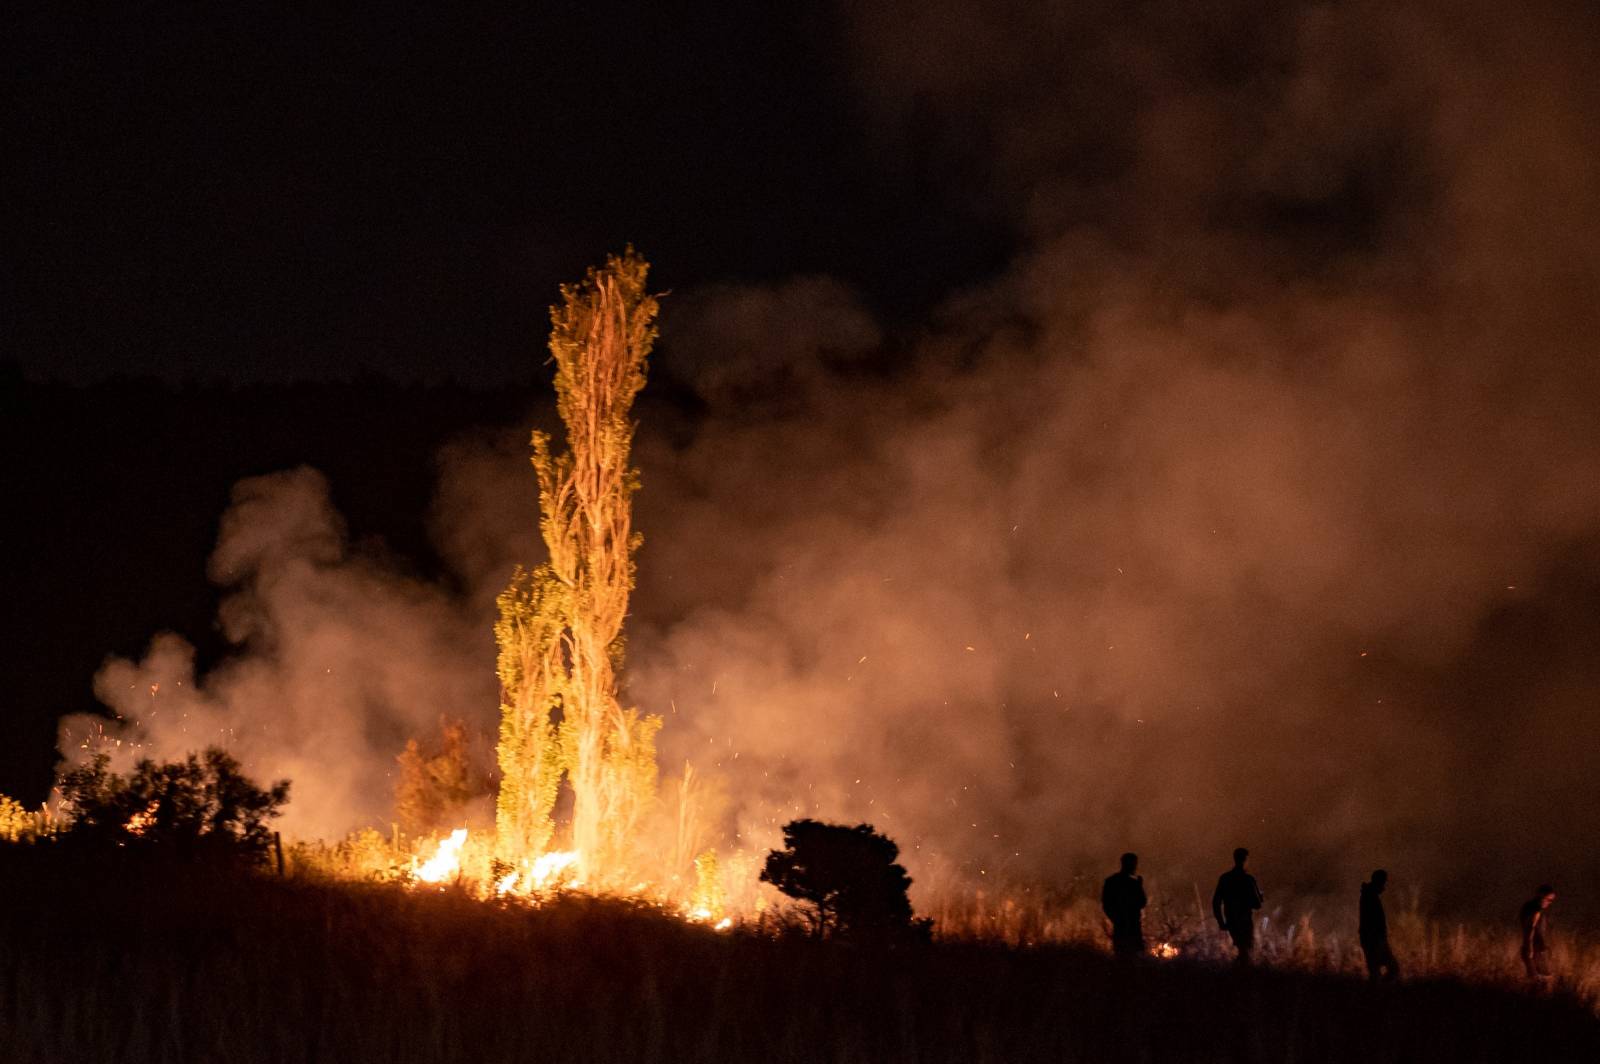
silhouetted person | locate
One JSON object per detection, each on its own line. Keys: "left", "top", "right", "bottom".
{"left": 1212, "top": 847, "right": 1264, "bottom": 964}
{"left": 1102, "top": 852, "right": 1148, "bottom": 959}
{"left": 1519, "top": 885, "right": 1557, "bottom": 988}
{"left": 1359, "top": 869, "right": 1400, "bottom": 983}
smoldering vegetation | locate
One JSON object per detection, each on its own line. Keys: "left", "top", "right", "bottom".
{"left": 3, "top": 850, "right": 1598, "bottom": 1064}
{"left": 52, "top": 0, "right": 1600, "bottom": 926}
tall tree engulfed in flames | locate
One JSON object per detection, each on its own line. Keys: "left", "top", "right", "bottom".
{"left": 495, "top": 249, "right": 662, "bottom": 884}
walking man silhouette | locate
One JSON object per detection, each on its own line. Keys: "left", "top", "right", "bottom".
{"left": 1359, "top": 869, "right": 1400, "bottom": 982}
{"left": 1519, "top": 885, "right": 1557, "bottom": 988}
{"left": 1102, "top": 852, "right": 1148, "bottom": 959}
{"left": 1212, "top": 847, "right": 1264, "bottom": 964}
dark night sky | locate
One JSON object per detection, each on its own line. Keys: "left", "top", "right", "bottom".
{"left": 4, "top": 5, "right": 1004, "bottom": 385}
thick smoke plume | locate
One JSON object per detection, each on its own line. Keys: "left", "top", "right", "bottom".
{"left": 62, "top": 469, "right": 495, "bottom": 837}
{"left": 62, "top": 0, "right": 1600, "bottom": 919}
{"left": 635, "top": 0, "right": 1600, "bottom": 914}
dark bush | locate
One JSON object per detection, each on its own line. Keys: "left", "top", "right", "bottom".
{"left": 56, "top": 747, "right": 289, "bottom": 865}
{"left": 760, "top": 818, "right": 926, "bottom": 940}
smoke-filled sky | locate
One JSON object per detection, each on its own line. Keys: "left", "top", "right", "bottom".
{"left": 20, "top": 1, "right": 1600, "bottom": 920}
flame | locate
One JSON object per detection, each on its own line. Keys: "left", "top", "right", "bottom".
{"left": 684, "top": 906, "right": 734, "bottom": 932}
{"left": 1152, "top": 941, "right": 1180, "bottom": 959}
{"left": 125, "top": 801, "right": 159, "bottom": 837}
{"left": 415, "top": 828, "right": 468, "bottom": 883}
{"left": 530, "top": 850, "right": 580, "bottom": 888}
{"left": 404, "top": 832, "right": 734, "bottom": 933}
{"left": 494, "top": 849, "right": 582, "bottom": 896}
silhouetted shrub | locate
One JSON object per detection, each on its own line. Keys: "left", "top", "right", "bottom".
{"left": 57, "top": 747, "right": 288, "bottom": 865}
{"left": 761, "top": 818, "right": 926, "bottom": 940}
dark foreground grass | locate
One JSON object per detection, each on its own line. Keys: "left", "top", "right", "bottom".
{"left": 2, "top": 851, "right": 1597, "bottom": 1064}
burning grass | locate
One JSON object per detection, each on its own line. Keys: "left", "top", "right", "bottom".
{"left": 2, "top": 849, "right": 1598, "bottom": 1064}
{"left": 292, "top": 823, "right": 1600, "bottom": 1010}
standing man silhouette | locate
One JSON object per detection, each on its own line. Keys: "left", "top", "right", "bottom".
{"left": 1359, "top": 869, "right": 1400, "bottom": 982}
{"left": 1519, "top": 885, "right": 1557, "bottom": 988}
{"left": 1102, "top": 852, "right": 1148, "bottom": 959}
{"left": 1212, "top": 847, "right": 1264, "bottom": 964}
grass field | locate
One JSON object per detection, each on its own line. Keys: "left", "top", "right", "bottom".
{"left": 928, "top": 880, "right": 1600, "bottom": 1001}
{"left": 2, "top": 849, "right": 1598, "bottom": 1063}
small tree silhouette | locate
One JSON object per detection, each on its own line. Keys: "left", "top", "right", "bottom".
{"left": 760, "top": 819, "right": 924, "bottom": 939}
{"left": 57, "top": 748, "right": 289, "bottom": 865}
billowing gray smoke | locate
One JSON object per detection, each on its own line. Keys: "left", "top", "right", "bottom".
{"left": 63, "top": 0, "right": 1600, "bottom": 919}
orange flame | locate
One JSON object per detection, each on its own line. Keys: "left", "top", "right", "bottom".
{"left": 415, "top": 828, "right": 468, "bottom": 883}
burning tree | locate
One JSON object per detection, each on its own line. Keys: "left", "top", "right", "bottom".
{"left": 395, "top": 716, "right": 480, "bottom": 839}
{"left": 495, "top": 249, "right": 662, "bottom": 884}
{"left": 493, "top": 567, "right": 569, "bottom": 863}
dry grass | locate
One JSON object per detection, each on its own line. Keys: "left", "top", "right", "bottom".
{"left": 288, "top": 824, "right": 1600, "bottom": 1009}
{"left": 930, "top": 882, "right": 1600, "bottom": 1008}
{"left": 2, "top": 848, "right": 1598, "bottom": 1063}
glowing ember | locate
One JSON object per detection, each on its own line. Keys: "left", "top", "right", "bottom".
{"left": 125, "top": 801, "right": 158, "bottom": 836}
{"left": 1152, "top": 942, "right": 1180, "bottom": 959}
{"left": 415, "top": 828, "right": 468, "bottom": 883}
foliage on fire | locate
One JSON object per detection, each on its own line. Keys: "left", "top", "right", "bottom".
{"left": 494, "top": 248, "right": 663, "bottom": 886}
{"left": 322, "top": 252, "right": 721, "bottom": 919}
{"left": 0, "top": 794, "right": 48, "bottom": 843}
{"left": 394, "top": 716, "right": 481, "bottom": 838}
{"left": 493, "top": 565, "right": 568, "bottom": 864}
